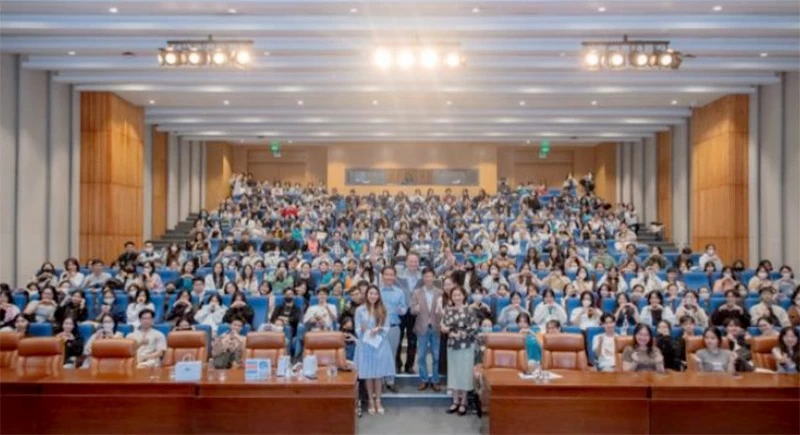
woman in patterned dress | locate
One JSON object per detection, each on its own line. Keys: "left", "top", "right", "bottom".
{"left": 355, "top": 285, "right": 394, "bottom": 415}
{"left": 441, "top": 286, "right": 478, "bottom": 416}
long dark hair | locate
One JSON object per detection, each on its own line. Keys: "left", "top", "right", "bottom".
{"left": 778, "top": 327, "right": 800, "bottom": 367}
{"left": 632, "top": 323, "right": 655, "bottom": 356}
{"left": 365, "top": 285, "right": 387, "bottom": 327}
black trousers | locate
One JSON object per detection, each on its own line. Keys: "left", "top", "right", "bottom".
{"left": 396, "top": 312, "right": 417, "bottom": 372}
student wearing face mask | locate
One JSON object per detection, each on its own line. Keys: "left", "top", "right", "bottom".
{"left": 453, "top": 262, "right": 480, "bottom": 295}
{"left": 496, "top": 292, "right": 529, "bottom": 330}
{"left": 481, "top": 265, "right": 509, "bottom": 296}
{"left": 137, "top": 240, "right": 161, "bottom": 266}
{"left": 82, "top": 313, "right": 124, "bottom": 367}
{"left": 270, "top": 288, "right": 301, "bottom": 334}
{"left": 748, "top": 266, "right": 774, "bottom": 294}
{"left": 140, "top": 261, "right": 164, "bottom": 294}
{"left": 93, "top": 287, "right": 125, "bottom": 325}
{"left": 749, "top": 288, "right": 790, "bottom": 327}
{"left": 570, "top": 291, "right": 601, "bottom": 330}
{"left": 775, "top": 266, "right": 797, "bottom": 300}
{"left": 532, "top": 289, "right": 567, "bottom": 328}
{"left": 674, "top": 291, "right": 709, "bottom": 328}
{"left": 698, "top": 244, "right": 723, "bottom": 272}
{"left": 194, "top": 294, "right": 228, "bottom": 332}
{"left": 713, "top": 266, "right": 739, "bottom": 294}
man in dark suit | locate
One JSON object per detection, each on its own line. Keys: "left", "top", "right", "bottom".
{"left": 395, "top": 252, "right": 422, "bottom": 377}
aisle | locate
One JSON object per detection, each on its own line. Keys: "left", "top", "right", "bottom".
{"left": 357, "top": 406, "right": 484, "bottom": 435}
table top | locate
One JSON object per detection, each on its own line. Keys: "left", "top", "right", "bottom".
{"left": 486, "top": 370, "right": 800, "bottom": 390}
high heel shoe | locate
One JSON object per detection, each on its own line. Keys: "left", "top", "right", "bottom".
{"left": 457, "top": 405, "right": 467, "bottom": 416}
{"left": 446, "top": 404, "right": 459, "bottom": 414}
{"left": 367, "top": 398, "right": 376, "bottom": 415}
{"left": 375, "top": 399, "right": 385, "bottom": 415}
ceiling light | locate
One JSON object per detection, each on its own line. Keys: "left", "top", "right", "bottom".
{"left": 629, "top": 50, "right": 649, "bottom": 67}
{"left": 297, "top": 100, "right": 304, "bottom": 105}
{"left": 446, "top": 100, "right": 453, "bottom": 106}
{"left": 223, "top": 100, "right": 230, "bottom": 105}
{"left": 671, "top": 100, "right": 678, "bottom": 105}
{"left": 607, "top": 51, "right": 625, "bottom": 68}
{"left": 657, "top": 51, "right": 675, "bottom": 67}
{"left": 350, "top": 8, "right": 358, "bottom": 13}
{"left": 228, "top": 8, "right": 237, "bottom": 14}
{"left": 159, "top": 36, "right": 254, "bottom": 69}
{"left": 582, "top": 35, "right": 686, "bottom": 71}
{"left": 472, "top": 7, "right": 480, "bottom": 13}
{"left": 164, "top": 51, "right": 178, "bottom": 65}
{"left": 712, "top": 5, "right": 722, "bottom": 12}
{"left": 444, "top": 52, "right": 462, "bottom": 68}
{"left": 373, "top": 48, "right": 393, "bottom": 69}
{"left": 760, "top": 52, "right": 769, "bottom": 57}
{"left": 584, "top": 51, "right": 601, "bottom": 69}
{"left": 212, "top": 50, "right": 228, "bottom": 65}
{"left": 420, "top": 48, "right": 439, "bottom": 69}
{"left": 149, "top": 100, "right": 156, "bottom": 105}
{"left": 67, "top": 51, "right": 76, "bottom": 56}
{"left": 397, "top": 49, "right": 415, "bottom": 69}
{"left": 591, "top": 100, "right": 598, "bottom": 106}
{"left": 372, "top": 100, "right": 379, "bottom": 105}
{"left": 519, "top": 101, "right": 526, "bottom": 106}
{"left": 597, "top": 6, "right": 607, "bottom": 12}
{"left": 235, "top": 50, "right": 251, "bottom": 65}
{"left": 187, "top": 50, "right": 205, "bottom": 65}
{"left": 109, "top": 7, "right": 118, "bottom": 13}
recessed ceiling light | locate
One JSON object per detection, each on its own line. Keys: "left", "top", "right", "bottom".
{"left": 712, "top": 5, "right": 722, "bottom": 11}
{"left": 446, "top": 100, "right": 453, "bottom": 106}
{"left": 297, "top": 100, "right": 304, "bottom": 105}
{"left": 223, "top": 100, "right": 230, "bottom": 105}
{"left": 372, "top": 100, "right": 378, "bottom": 105}
{"left": 149, "top": 99, "right": 156, "bottom": 105}
{"left": 760, "top": 52, "right": 769, "bottom": 57}
{"left": 350, "top": 7, "right": 358, "bottom": 13}
{"left": 288, "top": 140, "right": 293, "bottom": 144}
{"left": 671, "top": 100, "right": 678, "bottom": 105}
{"left": 263, "top": 51, "right": 271, "bottom": 56}
{"left": 239, "top": 139, "right": 244, "bottom": 143}
{"left": 526, "top": 140, "right": 531, "bottom": 144}
{"left": 67, "top": 51, "right": 76, "bottom": 56}
{"left": 108, "top": 6, "right": 118, "bottom": 13}
{"left": 590, "top": 100, "right": 598, "bottom": 106}
{"left": 519, "top": 100, "right": 526, "bottom": 106}
{"left": 472, "top": 7, "right": 480, "bottom": 13}
{"left": 228, "top": 8, "right": 237, "bottom": 14}
{"left": 559, "top": 52, "right": 566, "bottom": 57}
{"left": 597, "top": 6, "right": 607, "bottom": 12}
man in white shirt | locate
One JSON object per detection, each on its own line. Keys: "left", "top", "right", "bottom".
{"left": 126, "top": 309, "right": 167, "bottom": 368}
{"left": 303, "top": 288, "right": 337, "bottom": 331}
{"left": 592, "top": 314, "right": 618, "bottom": 372}
{"left": 82, "top": 259, "right": 112, "bottom": 290}
{"left": 749, "top": 288, "right": 791, "bottom": 327}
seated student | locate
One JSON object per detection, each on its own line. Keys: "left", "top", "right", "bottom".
{"left": 674, "top": 315, "right": 697, "bottom": 371}
{"left": 2, "top": 314, "right": 30, "bottom": 336}
{"left": 194, "top": 293, "right": 227, "bottom": 332}
{"left": 749, "top": 288, "right": 790, "bottom": 328}
{"left": 723, "top": 318, "right": 754, "bottom": 372}
{"left": 774, "top": 266, "right": 797, "bottom": 300}
{"left": 59, "top": 258, "right": 85, "bottom": 292}
{"left": 341, "top": 316, "right": 357, "bottom": 361}
{"left": 532, "top": 289, "right": 567, "bottom": 329}
{"left": 303, "top": 288, "right": 338, "bottom": 331}
{"left": 545, "top": 319, "right": 562, "bottom": 335}
{"left": 141, "top": 261, "right": 165, "bottom": 294}
{"left": 711, "top": 290, "right": 750, "bottom": 327}
{"left": 748, "top": 266, "right": 773, "bottom": 294}
{"left": 83, "top": 314, "right": 124, "bottom": 366}
{"left": 613, "top": 292, "right": 639, "bottom": 329}
{"left": 92, "top": 287, "right": 125, "bottom": 326}
{"left": 173, "top": 316, "right": 196, "bottom": 332}
{"left": 639, "top": 291, "right": 676, "bottom": 327}
{"left": 713, "top": 267, "right": 739, "bottom": 295}
{"left": 674, "top": 291, "right": 709, "bottom": 328}
{"left": 165, "top": 290, "right": 197, "bottom": 327}
{"left": 54, "top": 290, "right": 89, "bottom": 329}
{"left": 223, "top": 292, "right": 255, "bottom": 328}
{"left": 82, "top": 259, "right": 112, "bottom": 290}
{"left": 496, "top": 292, "right": 529, "bottom": 330}
{"left": 772, "top": 327, "right": 799, "bottom": 374}
{"left": 755, "top": 316, "right": 780, "bottom": 337}
{"left": 126, "top": 309, "right": 167, "bottom": 369}
{"left": 569, "top": 291, "right": 601, "bottom": 330}
{"left": 656, "top": 320, "right": 680, "bottom": 371}
{"left": 23, "top": 285, "right": 58, "bottom": 323}
{"left": 694, "top": 327, "right": 735, "bottom": 373}
{"left": 789, "top": 287, "right": 800, "bottom": 327}
{"left": 622, "top": 323, "right": 665, "bottom": 372}
{"left": 0, "top": 287, "right": 21, "bottom": 330}
{"left": 592, "top": 314, "right": 618, "bottom": 372}
{"left": 56, "top": 317, "right": 84, "bottom": 368}
{"left": 269, "top": 288, "right": 301, "bottom": 335}
{"left": 205, "top": 262, "right": 230, "bottom": 293}
{"left": 126, "top": 286, "right": 156, "bottom": 329}
{"left": 211, "top": 317, "right": 247, "bottom": 369}
{"left": 468, "top": 288, "right": 493, "bottom": 325}
{"left": 516, "top": 313, "right": 541, "bottom": 362}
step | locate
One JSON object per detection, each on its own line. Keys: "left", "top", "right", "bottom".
{"left": 380, "top": 382, "right": 452, "bottom": 407}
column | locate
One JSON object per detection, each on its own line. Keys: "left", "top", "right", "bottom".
{"left": 643, "top": 137, "right": 658, "bottom": 224}
{"left": 0, "top": 54, "right": 19, "bottom": 284}
{"left": 167, "top": 134, "right": 179, "bottom": 229}
{"left": 621, "top": 142, "right": 633, "bottom": 203}
{"left": 143, "top": 123, "right": 153, "bottom": 240}
{"left": 190, "top": 140, "right": 202, "bottom": 212}
{"left": 758, "top": 81, "right": 784, "bottom": 265}
{"left": 784, "top": 73, "right": 800, "bottom": 270}
{"left": 631, "top": 140, "right": 645, "bottom": 211}
{"left": 671, "top": 122, "right": 690, "bottom": 248}
{"left": 178, "top": 137, "right": 191, "bottom": 222}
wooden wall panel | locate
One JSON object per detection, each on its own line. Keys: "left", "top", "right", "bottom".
{"left": 656, "top": 132, "right": 673, "bottom": 240}
{"left": 594, "top": 142, "right": 618, "bottom": 204}
{"left": 80, "top": 92, "right": 144, "bottom": 263}
{"left": 151, "top": 129, "right": 168, "bottom": 239}
{"left": 690, "top": 95, "right": 749, "bottom": 264}
{"left": 205, "top": 142, "right": 232, "bottom": 209}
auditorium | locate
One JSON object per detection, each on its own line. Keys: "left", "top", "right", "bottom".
{"left": 1, "top": 1, "right": 799, "bottom": 434}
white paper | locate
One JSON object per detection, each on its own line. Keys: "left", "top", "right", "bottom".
{"left": 364, "top": 332, "right": 383, "bottom": 349}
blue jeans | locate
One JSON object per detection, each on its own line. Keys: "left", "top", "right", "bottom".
{"left": 417, "top": 326, "right": 441, "bottom": 383}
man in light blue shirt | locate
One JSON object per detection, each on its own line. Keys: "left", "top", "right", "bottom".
{"left": 396, "top": 253, "right": 423, "bottom": 374}
{"left": 380, "top": 266, "right": 407, "bottom": 391}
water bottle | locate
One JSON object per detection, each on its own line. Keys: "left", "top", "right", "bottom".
{"left": 621, "top": 317, "right": 629, "bottom": 336}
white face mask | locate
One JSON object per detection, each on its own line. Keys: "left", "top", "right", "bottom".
{"left": 472, "top": 294, "right": 483, "bottom": 303}
{"left": 758, "top": 272, "right": 768, "bottom": 279}
{"left": 723, "top": 272, "right": 732, "bottom": 279}
{"left": 102, "top": 323, "right": 114, "bottom": 333}
{"left": 782, "top": 272, "right": 792, "bottom": 280}
{"left": 104, "top": 297, "right": 115, "bottom": 305}
{"left": 582, "top": 300, "right": 592, "bottom": 308}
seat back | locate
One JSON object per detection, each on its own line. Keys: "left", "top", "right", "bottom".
{"left": 16, "top": 337, "right": 64, "bottom": 377}
{"left": 542, "top": 333, "right": 588, "bottom": 371}
{"left": 0, "top": 331, "right": 21, "bottom": 368}
{"left": 245, "top": 332, "right": 286, "bottom": 366}
{"left": 303, "top": 331, "right": 346, "bottom": 368}
{"left": 685, "top": 336, "right": 731, "bottom": 371}
{"left": 482, "top": 333, "right": 526, "bottom": 372}
{"left": 751, "top": 335, "right": 779, "bottom": 371}
{"left": 90, "top": 339, "right": 136, "bottom": 376}
{"left": 614, "top": 336, "right": 634, "bottom": 371}
{"left": 163, "top": 331, "right": 207, "bottom": 366}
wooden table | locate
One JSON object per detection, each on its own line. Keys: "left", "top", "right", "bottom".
{"left": 0, "top": 368, "right": 356, "bottom": 434}
{"left": 486, "top": 370, "right": 799, "bottom": 435}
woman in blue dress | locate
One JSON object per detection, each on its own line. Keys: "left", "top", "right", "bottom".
{"left": 355, "top": 284, "right": 394, "bottom": 415}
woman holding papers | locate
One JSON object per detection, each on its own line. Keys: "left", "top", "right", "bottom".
{"left": 355, "top": 285, "right": 394, "bottom": 416}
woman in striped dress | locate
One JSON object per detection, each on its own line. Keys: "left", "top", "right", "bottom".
{"left": 355, "top": 285, "right": 394, "bottom": 415}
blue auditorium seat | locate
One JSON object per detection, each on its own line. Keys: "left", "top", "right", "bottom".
{"left": 78, "top": 323, "right": 95, "bottom": 341}
{"left": 154, "top": 323, "right": 171, "bottom": 337}
{"left": 151, "top": 293, "right": 166, "bottom": 322}
{"left": 494, "top": 297, "right": 511, "bottom": 322}
{"left": 564, "top": 298, "right": 581, "bottom": 322}
{"left": 562, "top": 326, "right": 581, "bottom": 335}
{"left": 601, "top": 298, "right": 616, "bottom": 314}
{"left": 117, "top": 324, "right": 134, "bottom": 336}
{"left": 250, "top": 296, "right": 268, "bottom": 330}
{"left": 12, "top": 293, "right": 29, "bottom": 311}
{"left": 29, "top": 323, "right": 54, "bottom": 337}
{"left": 585, "top": 326, "right": 604, "bottom": 364}
{"left": 217, "top": 323, "right": 251, "bottom": 336}
{"left": 684, "top": 272, "right": 710, "bottom": 290}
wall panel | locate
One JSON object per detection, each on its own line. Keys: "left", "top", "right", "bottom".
{"left": 690, "top": 95, "right": 749, "bottom": 264}
{"left": 656, "top": 131, "right": 673, "bottom": 240}
{"left": 80, "top": 92, "right": 144, "bottom": 263}
{"left": 151, "top": 129, "right": 168, "bottom": 239}
{"left": 0, "top": 55, "right": 19, "bottom": 283}
{"left": 594, "top": 143, "right": 618, "bottom": 204}
{"left": 205, "top": 142, "right": 233, "bottom": 209}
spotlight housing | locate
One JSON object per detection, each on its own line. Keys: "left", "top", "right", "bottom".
{"left": 581, "top": 35, "right": 690, "bottom": 71}
{"left": 370, "top": 44, "right": 464, "bottom": 71}
{"left": 158, "top": 35, "right": 254, "bottom": 68}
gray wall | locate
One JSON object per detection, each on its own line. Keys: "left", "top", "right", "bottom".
{"left": 1, "top": 54, "right": 77, "bottom": 286}
{"left": 784, "top": 73, "right": 800, "bottom": 271}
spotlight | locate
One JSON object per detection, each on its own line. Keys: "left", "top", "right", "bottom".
{"left": 444, "top": 52, "right": 461, "bottom": 68}
{"left": 212, "top": 50, "right": 228, "bottom": 65}
{"left": 186, "top": 50, "right": 205, "bottom": 65}
{"left": 373, "top": 48, "right": 392, "bottom": 69}
{"left": 397, "top": 49, "right": 415, "bottom": 69}
{"left": 164, "top": 50, "right": 179, "bottom": 65}
{"left": 629, "top": 50, "right": 649, "bottom": 67}
{"left": 657, "top": 51, "right": 675, "bottom": 67}
{"left": 420, "top": 48, "right": 439, "bottom": 69}
{"left": 607, "top": 51, "right": 625, "bottom": 68}
{"left": 235, "top": 50, "right": 251, "bottom": 65}
{"left": 584, "top": 51, "right": 601, "bottom": 69}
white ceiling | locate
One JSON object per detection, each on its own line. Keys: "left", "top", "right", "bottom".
{"left": 2, "top": 0, "right": 799, "bottom": 145}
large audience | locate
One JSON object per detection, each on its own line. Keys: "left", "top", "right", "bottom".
{"left": 1, "top": 172, "right": 798, "bottom": 416}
